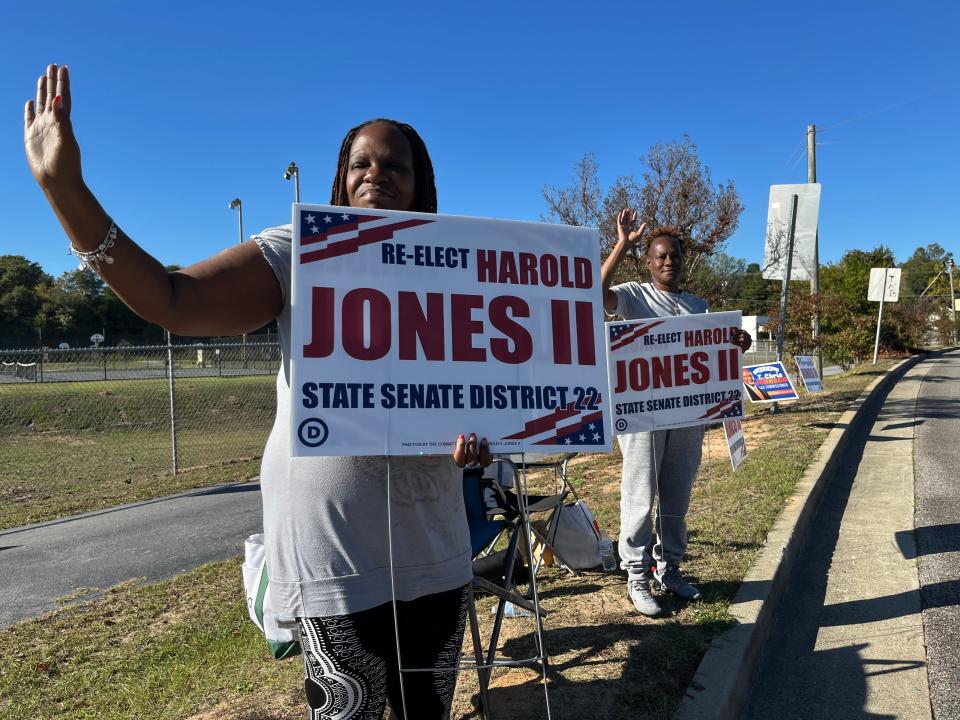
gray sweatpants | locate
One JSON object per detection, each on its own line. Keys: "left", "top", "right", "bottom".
{"left": 618, "top": 425, "right": 704, "bottom": 579}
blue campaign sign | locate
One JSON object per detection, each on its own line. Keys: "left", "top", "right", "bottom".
{"left": 742, "top": 362, "right": 799, "bottom": 403}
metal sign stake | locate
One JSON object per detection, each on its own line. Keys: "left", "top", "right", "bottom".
{"left": 772, "top": 194, "right": 799, "bottom": 413}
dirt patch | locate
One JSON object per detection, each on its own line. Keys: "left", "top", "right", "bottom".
{"left": 184, "top": 690, "right": 303, "bottom": 720}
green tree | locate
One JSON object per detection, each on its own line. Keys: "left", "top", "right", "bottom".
{"left": 687, "top": 252, "right": 746, "bottom": 311}
{"left": 739, "top": 262, "right": 780, "bottom": 316}
{"left": 820, "top": 246, "right": 896, "bottom": 314}
{"left": 0, "top": 255, "right": 54, "bottom": 338}
{"left": 901, "top": 243, "right": 949, "bottom": 298}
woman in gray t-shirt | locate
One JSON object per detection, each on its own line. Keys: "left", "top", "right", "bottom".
{"left": 601, "top": 209, "right": 751, "bottom": 619}
{"left": 25, "top": 63, "right": 487, "bottom": 719}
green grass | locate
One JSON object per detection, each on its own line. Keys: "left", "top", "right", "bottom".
{"left": 0, "top": 360, "right": 901, "bottom": 719}
{"left": 0, "top": 560, "right": 303, "bottom": 720}
{"left": 0, "top": 376, "right": 274, "bottom": 529}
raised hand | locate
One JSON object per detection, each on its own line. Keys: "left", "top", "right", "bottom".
{"left": 616, "top": 208, "right": 646, "bottom": 250}
{"left": 24, "top": 64, "right": 82, "bottom": 190}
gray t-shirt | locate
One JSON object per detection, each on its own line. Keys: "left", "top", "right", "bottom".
{"left": 254, "top": 225, "right": 472, "bottom": 620}
{"left": 611, "top": 281, "right": 709, "bottom": 320}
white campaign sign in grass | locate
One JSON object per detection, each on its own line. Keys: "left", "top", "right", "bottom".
{"left": 723, "top": 416, "right": 748, "bottom": 470}
{"left": 290, "top": 204, "right": 611, "bottom": 456}
{"left": 606, "top": 311, "right": 744, "bottom": 434}
{"left": 795, "top": 355, "right": 823, "bottom": 393}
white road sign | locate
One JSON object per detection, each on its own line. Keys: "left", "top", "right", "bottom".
{"left": 762, "top": 184, "right": 821, "bottom": 282}
{"left": 868, "top": 268, "right": 901, "bottom": 302}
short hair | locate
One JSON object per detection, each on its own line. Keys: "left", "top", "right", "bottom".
{"left": 643, "top": 225, "right": 684, "bottom": 257}
{"left": 330, "top": 119, "right": 438, "bottom": 213}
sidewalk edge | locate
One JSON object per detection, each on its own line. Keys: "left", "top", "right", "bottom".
{"left": 672, "top": 355, "right": 925, "bottom": 720}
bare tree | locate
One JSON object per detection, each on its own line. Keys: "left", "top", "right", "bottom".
{"left": 635, "top": 137, "right": 743, "bottom": 279}
{"left": 542, "top": 137, "right": 743, "bottom": 291}
{"left": 541, "top": 153, "right": 603, "bottom": 229}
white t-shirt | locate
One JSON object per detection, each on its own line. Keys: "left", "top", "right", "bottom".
{"left": 611, "top": 281, "right": 709, "bottom": 320}
{"left": 254, "top": 226, "right": 472, "bottom": 620}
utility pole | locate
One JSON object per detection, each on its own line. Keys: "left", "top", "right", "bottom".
{"left": 807, "top": 124, "right": 822, "bottom": 378}
{"left": 946, "top": 258, "right": 957, "bottom": 344}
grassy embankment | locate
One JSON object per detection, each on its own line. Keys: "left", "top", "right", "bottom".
{"left": 0, "top": 375, "right": 274, "bottom": 529}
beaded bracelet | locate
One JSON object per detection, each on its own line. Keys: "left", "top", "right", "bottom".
{"left": 70, "top": 221, "right": 118, "bottom": 270}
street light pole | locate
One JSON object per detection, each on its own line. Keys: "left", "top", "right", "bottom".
{"left": 229, "top": 198, "right": 247, "bottom": 366}
{"left": 284, "top": 162, "right": 301, "bottom": 203}
{"left": 228, "top": 198, "right": 244, "bottom": 243}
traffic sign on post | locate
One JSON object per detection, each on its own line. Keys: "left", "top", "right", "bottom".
{"left": 868, "top": 268, "right": 901, "bottom": 302}
{"left": 868, "top": 268, "right": 901, "bottom": 364}
{"left": 762, "top": 184, "right": 821, "bottom": 281}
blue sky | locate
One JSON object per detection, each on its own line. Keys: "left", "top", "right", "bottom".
{"left": 1, "top": 1, "right": 957, "bottom": 278}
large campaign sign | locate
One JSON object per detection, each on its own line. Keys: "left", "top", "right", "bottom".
{"left": 290, "top": 204, "right": 611, "bottom": 456}
{"left": 606, "top": 311, "right": 745, "bottom": 434}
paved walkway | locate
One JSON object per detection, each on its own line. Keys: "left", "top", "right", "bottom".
{"left": 744, "top": 359, "right": 934, "bottom": 719}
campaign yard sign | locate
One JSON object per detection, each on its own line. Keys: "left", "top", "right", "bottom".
{"left": 723, "top": 415, "right": 748, "bottom": 471}
{"left": 742, "top": 362, "right": 799, "bottom": 403}
{"left": 290, "top": 204, "right": 611, "bottom": 457}
{"left": 606, "top": 311, "right": 745, "bottom": 434}
{"left": 795, "top": 355, "right": 823, "bottom": 393}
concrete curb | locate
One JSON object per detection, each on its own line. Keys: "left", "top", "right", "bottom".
{"left": 673, "top": 355, "right": 926, "bottom": 720}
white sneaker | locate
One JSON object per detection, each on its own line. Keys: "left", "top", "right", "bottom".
{"left": 653, "top": 564, "right": 702, "bottom": 601}
{"left": 627, "top": 577, "right": 662, "bottom": 617}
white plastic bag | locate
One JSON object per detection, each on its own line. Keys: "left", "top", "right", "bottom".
{"left": 242, "top": 533, "right": 300, "bottom": 659}
{"left": 549, "top": 501, "right": 603, "bottom": 570}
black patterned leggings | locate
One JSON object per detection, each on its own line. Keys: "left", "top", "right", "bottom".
{"left": 297, "top": 584, "right": 470, "bottom": 720}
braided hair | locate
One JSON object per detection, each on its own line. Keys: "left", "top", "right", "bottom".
{"left": 330, "top": 119, "right": 437, "bottom": 213}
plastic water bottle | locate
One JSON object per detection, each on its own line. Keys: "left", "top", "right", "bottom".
{"left": 495, "top": 601, "right": 533, "bottom": 618}
{"left": 600, "top": 531, "right": 617, "bottom": 572}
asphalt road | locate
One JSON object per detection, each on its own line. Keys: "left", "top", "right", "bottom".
{"left": 914, "top": 349, "right": 960, "bottom": 720}
{"left": 0, "top": 480, "right": 262, "bottom": 628}
{"left": 743, "top": 350, "right": 960, "bottom": 719}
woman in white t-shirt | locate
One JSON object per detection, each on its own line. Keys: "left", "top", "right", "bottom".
{"left": 601, "top": 208, "right": 751, "bottom": 617}
{"left": 24, "top": 63, "right": 488, "bottom": 720}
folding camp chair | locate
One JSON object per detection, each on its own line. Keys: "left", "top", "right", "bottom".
{"left": 461, "top": 459, "right": 552, "bottom": 720}
{"left": 494, "top": 452, "right": 587, "bottom": 577}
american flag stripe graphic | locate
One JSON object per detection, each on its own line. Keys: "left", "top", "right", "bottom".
{"left": 300, "top": 218, "right": 368, "bottom": 247}
{"left": 300, "top": 219, "right": 434, "bottom": 264}
{"left": 534, "top": 410, "right": 605, "bottom": 446}
{"left": 503, "top": 404, "right": 581, "bottom": 440}
{"left": 699, "top": 397, "right": 742, "bottom": 420}
{"left": 608, "top": 320, "right": 666, "bottom": 352}
{"left": 297, "top": 210, "right": 435, "bottom": 264}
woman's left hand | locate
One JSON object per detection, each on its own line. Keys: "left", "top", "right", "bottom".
{"left": 453, "top": 433, "right": 491, "bottom": 468}
{"left": 732, "top": 329, "right": 753, "bottom": 353}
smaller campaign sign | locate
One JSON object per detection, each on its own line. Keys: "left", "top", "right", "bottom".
{"left": 742, "top": 362, "right": 798, "bottom": 403}
{"left": 795, "top": 355, "right": 823, "bottom": 393}
{"left": 723, "top": 414, "right": 748, "bottom": 471}
{"left": 607, "top": 311, "right": 745, "bottom": 434}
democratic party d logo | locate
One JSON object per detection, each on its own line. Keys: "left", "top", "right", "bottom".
{"left": 298, "top": 418, "right": 329, "bottom": 448}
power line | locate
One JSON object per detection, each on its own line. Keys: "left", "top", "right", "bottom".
{"left": 818, "top": 85, "right": 957, "bottom": 134}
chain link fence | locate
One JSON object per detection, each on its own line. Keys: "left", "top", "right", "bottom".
{"left": 743, "top": 338, "right": 777, "bottom": 364}
{"left": 0, "top": 335, "right": 279, "bottom": 480}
